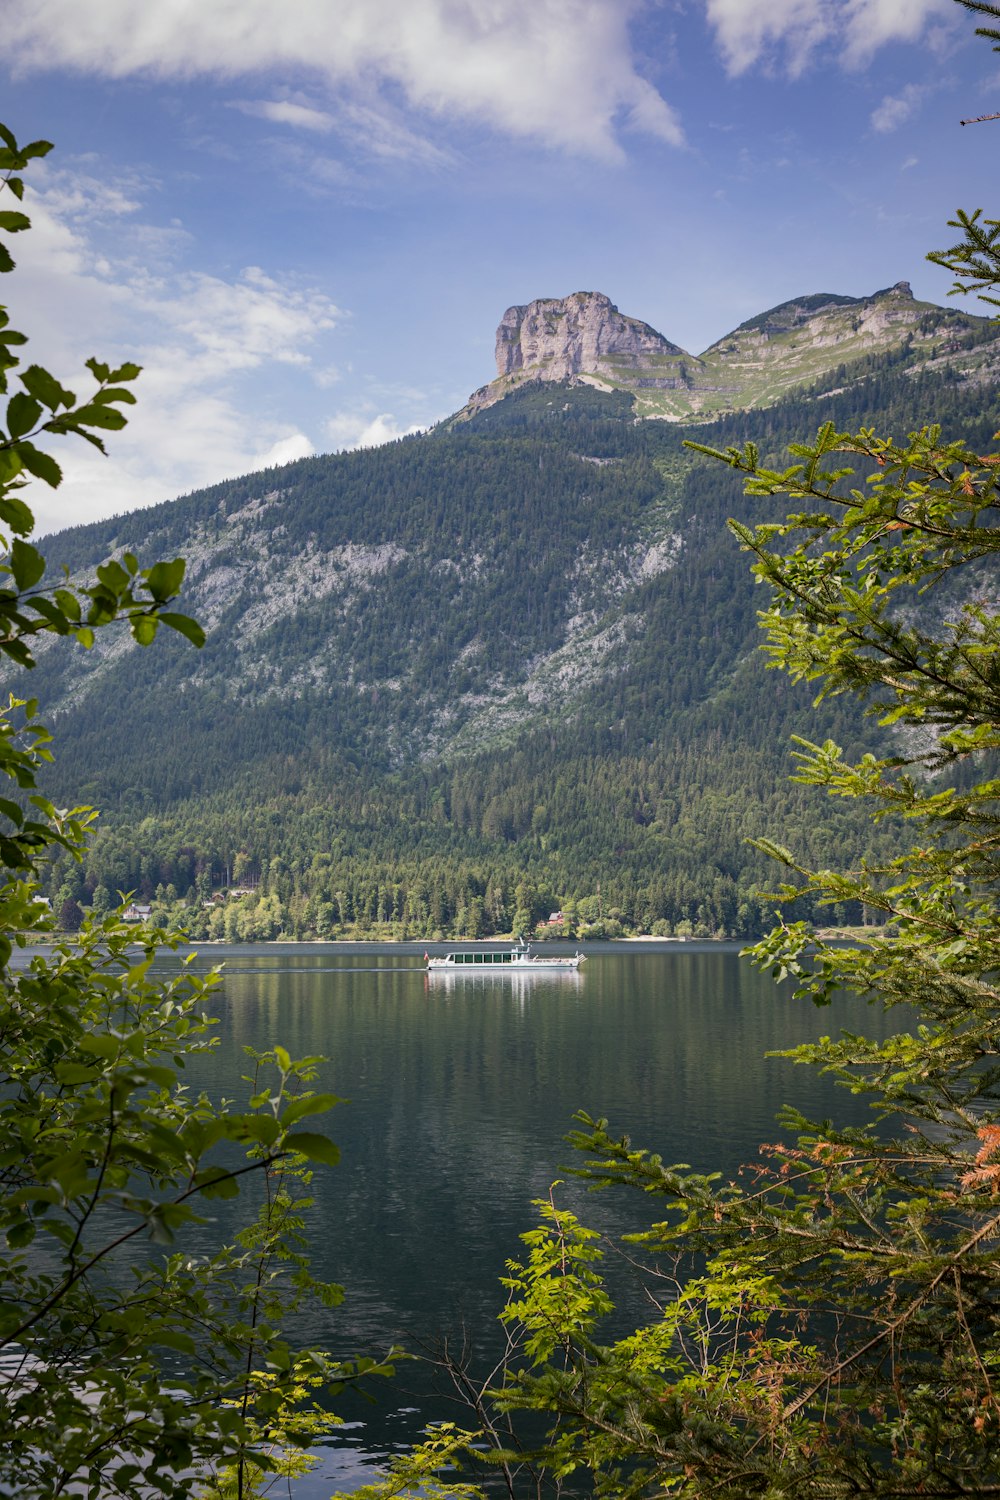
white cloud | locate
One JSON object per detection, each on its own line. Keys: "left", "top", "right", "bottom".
{"left": 251, "top": 433, "right": 316, "bottom": 469}
{"left": 335, "top": 100, "right": 458, "bottom": 167}
{"left": 326, "top": 410, "right": 427, "bottom": 451}
{"left": 8, "top": 167, "right": 342, "bottom": 533}
{"left": 3, "top": 0, "right": 684, "bottom": 159}
{"left": 704, "top": 0, "right": 828, "bottom": 76}
{"left": 147, "top": 265, "right": 336, "bottom": 377}
{"left": 871, "top": 82, "right": 928, "bottom": 132}
{"left": 705, "top": 0, "right": 952, "bottom": 75}
{"left": 234, "top": 99, "right": 336, "bottom": 133}
{"left": 842, "top": 0, "right": 952, "bottom": 64}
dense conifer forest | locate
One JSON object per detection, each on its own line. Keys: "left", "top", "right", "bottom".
{"left": 26, "top": 344, "right": 1000, "bottom": 940}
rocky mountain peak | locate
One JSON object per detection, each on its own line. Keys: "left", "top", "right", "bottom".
{"left": 731, "top": 281, "right": 914, "bottom": 339}
{"left": 495, "top": 291, "right": 684, "bottom": 380}
{"left": 457, "top": 277, "right": 995, "bottom": 427}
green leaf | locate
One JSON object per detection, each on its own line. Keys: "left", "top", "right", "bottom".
{"left": 46, "top": 418, "right": 105, "bottom": 453}
{"left": 194, "top": 1167, "right": 242, "bottom": 1200}
{"left": 131, "top": 615, "right": 158, "bottom": 647}
{"left": 19, "top": 137, "right": 54, "bottom": 161}
{"left": 70, "top": 402, "right": 126, "bottom": 431}
{"left": 6, "top": 391, "right": 41, "bottom": 439}
{"left": 90, "top": 385, "right": 137, "bottom": 407}
{"left": 20, "top": 363, "right": 75, "bottom": 412}
{"left": 54, "top": 588, "right": 81, "bottom": 621}
{"left": 9, "top": 539, "right": 45, "bottom": 591}
{"left": 146, "top": 558, "right": 186, "bottom": 601}
{"left": 53, "top": 1062, "right": 100, "bottom": 1085}
{"left": 281, "top": 1092, "right": 343, "bottom": 1127}
{"left": 0, "top": 211, "right": 30, "bottom": 233}
{"left": 6, "top": 1185, "right": 61, "bottom": 1209}
{"left": 151, "top": 1329, "right": 197, "bottom": 1355}
{"left": 28, "top": 596, "right": 69, "bottom": 628}
{"left": 0, "top": 449, "right": 24, "bottom": 484}
{"left": 285, "top": 1132, "right": 341, "bottom": 1167}
{"left": 95, "top": 558, "right": 130, "bottom": 594}
{"left": 6, "top": 1218, "right": 36, "bottom": 1248}
{"left": 107, "top": 361, "right": 142, "bottom": 383}
{"left": 147, "top": 1210, "right": 177, "bottom": 1245}
{"left": 159, "top": 611, "right": 206, "bottom": 648}
{"left": 237, "top": 1115, "right": 281, "bottom": 1146}
{"left": 78, "top": 1032, "right": 120, "bottom": 1059}
{"left": 0, "top": 637, "right": 34, "bottom": 666}
{"left": 0, "top": 493, "right": 35, "bottom": 535}
{"left": 16, "top": 441, "right": 61, "bottom": 488}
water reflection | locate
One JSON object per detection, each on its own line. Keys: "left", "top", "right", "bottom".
{"left": 424, "top": 968, "right": 583, "bottom": 999}
{"left": 118, "top": 944, "right": 910, "bottom": 1494}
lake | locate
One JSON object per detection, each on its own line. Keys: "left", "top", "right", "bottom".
{"left": 143, "top": 940, "right": 899, "bottom": 1495}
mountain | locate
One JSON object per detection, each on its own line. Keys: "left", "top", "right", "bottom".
{"left": 22, "top": 286, "right": 1000, "bottom": 941}
{"left": 462, "top": 283, "right": 1000, "bottom": 420}
{"left": 467, "top": 290, "right": 690, "bottom": 414}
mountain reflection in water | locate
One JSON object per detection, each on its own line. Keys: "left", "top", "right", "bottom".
{"left": 79, "top": 942, "right": 904, "bottom": 1496}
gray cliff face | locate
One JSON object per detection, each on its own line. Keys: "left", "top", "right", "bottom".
{"left": 495, "top": 291, "right": 684, "bottom": 380}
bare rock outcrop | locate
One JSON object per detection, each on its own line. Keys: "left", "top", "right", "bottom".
{"left": 495, "top": 291, "right": 684, "bottom": 380}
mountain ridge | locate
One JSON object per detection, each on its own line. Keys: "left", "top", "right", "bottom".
{"left": 462, "top": 282, "right": 1000, "bottom": 422}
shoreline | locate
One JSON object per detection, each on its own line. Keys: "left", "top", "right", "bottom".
{"left": 34, "top": 929, "right": 731, "bottom": 947}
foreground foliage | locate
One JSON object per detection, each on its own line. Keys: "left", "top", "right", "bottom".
{"left": 0, "top": 125, "right": 358, "bottom": 1498}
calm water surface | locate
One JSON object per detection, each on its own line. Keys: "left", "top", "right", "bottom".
{"left": 142, "top": 941, "right": 902, "bottom": 1494}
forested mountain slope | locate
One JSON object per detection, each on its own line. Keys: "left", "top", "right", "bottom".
{"left": 24, "top": 304, "right": 1000, "bottom": 940}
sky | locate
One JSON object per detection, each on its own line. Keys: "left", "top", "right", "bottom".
{"left": 2, "top": 0, "right": 1000, "bottom": 534}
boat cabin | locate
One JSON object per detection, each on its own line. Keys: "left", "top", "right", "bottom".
{"left": 443, "top": 951, "right": 517, "bottom": 964}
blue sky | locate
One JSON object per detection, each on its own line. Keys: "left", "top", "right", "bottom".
{"left": 2, "top": 0, "right": 999, "bottom": 533}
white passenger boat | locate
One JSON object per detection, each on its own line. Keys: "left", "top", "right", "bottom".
{"left": 426, "top": 938, "right": 585, "bottom": 972}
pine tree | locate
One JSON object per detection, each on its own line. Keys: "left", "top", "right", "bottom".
{"left": 954, "top": 0, "right": 1000, "bottom": 49}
